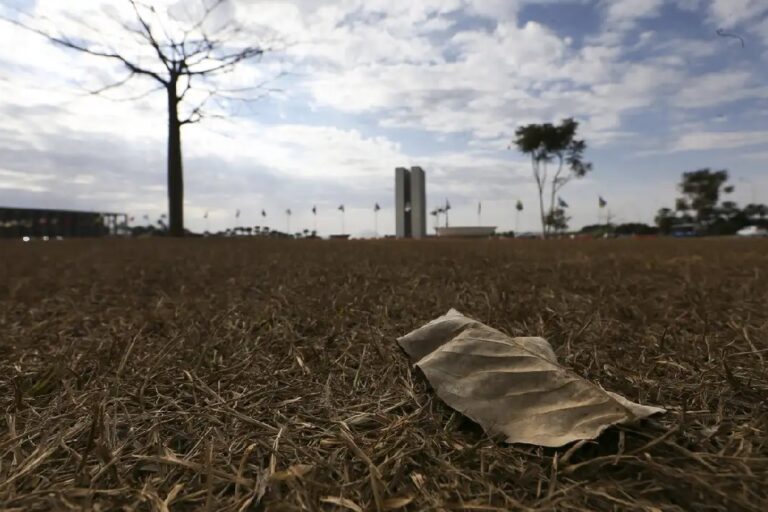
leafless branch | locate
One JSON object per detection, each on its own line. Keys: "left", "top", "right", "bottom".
{"left": 182, "top": 47, "right": 265, "bottom": 76}
{"left": 86, "top": 72, "right": 136, "bottom": 96}
{"left": 1, "top": 0, "right": 280, "bottom": 115}
{"left": 128, "top": 0, "right": 171, "bottom": 71}
{"left": 0, "top": 16, "right": 168, "bottom": 85}
{"left": 183, "top": 0, "right": 228, "bottom": 40}
{"left": 177, "top": 75, "right": 194, "bottom": 103}
{"left": 179, "top": 90, "right": 216, "bottom": 125}
{"left": 135, "top": 1, "right": 177, "bottom": 54}
{"left": 212, "top": 71, "right": 287, "bottom": 99}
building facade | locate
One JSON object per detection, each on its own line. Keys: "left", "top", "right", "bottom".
{"left": 0, "top": 207, "right": 127, "bottom": 238}
{"left": 395, "top": 166, "right": 426, "bottom": 238}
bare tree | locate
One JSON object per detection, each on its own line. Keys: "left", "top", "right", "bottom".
{"left": 2, "top": 0, "right": 279, "bottom": 236}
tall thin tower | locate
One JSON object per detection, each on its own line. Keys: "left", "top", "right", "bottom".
{"left": 395, "top": 167, "right": 411, "bottom": 238}
{"left": 395, "top": 166, "right": 427, "bottom": 239}
{"left": 410, "top": 167, "right": 426, "bottom": 238}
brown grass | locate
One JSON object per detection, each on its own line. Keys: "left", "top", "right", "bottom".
{"left": 1, "top": 238, "right": 767, "bottom": 511}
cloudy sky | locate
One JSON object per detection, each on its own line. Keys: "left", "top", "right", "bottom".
{"left": 1, "top": 0, "right": 767, "bottom": 236}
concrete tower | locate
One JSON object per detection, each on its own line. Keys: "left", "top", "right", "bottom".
{"left": 410, "top": 167, "right": 426, "bottom": 238}
{"left": 395, "top": 166, "right": 427, "bottom": 239}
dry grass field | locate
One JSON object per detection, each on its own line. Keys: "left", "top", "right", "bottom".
{"left": 1, "top": 238, "right": 767, "bottom": 511}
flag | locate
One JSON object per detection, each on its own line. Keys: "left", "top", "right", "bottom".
{"left": 599, "top": 196, "right": 607, "bottom": 208}
{"left": 129, "top": 216, "right": 135, "bottom": 222}
{"left": 338, "top": 204, "right": 345, "bottom": 212}
{"left": 203, "top": 211, "right": 208, "bottom": 219}
{"left": 374, "top": 203, "right": 381, "bottom": 212}
{"left": 516, "top": 200, "right": 523, "bottom": 212}
{"left": 235, "top": 209, "right": 241, "bottom": 218}
{"left": 261, "top": 209, "right": 267, "bottom": 217}
{"left": 558, "top": 197, "right": 569, "bottom": 208}
{"left": 445, "top": 199, "right": 451, "bottom": 210}
{"left": 478, "top": 202, "right": 482, "bottom": 215}
{"left": 286, "top": 209, "right": 292, "bottom": 216}
{"left": 312, "top": 205, "right": 317, "bottom": 215}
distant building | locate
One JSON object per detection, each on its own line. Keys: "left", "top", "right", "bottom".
{"left": 0, "top": 207, "right": 127, "bottom": 238}
{"left": 395, "top": 166, "right": 426, "bottom": 238}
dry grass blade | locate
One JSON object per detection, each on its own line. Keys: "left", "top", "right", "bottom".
{"left": 321, "top": 496, "right": 364, "bottom": 512}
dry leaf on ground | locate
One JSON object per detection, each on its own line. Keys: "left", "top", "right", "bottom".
{"left": 398, "top": 309, "right": 665, "bottom": 447}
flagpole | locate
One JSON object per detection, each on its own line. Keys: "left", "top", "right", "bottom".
{"left": 374, "top": 210, "right": 378, "bottom": 236}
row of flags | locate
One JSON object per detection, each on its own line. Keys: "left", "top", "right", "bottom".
{"left": 430, "top": 199, "right": 452, "bottom": 217}
{"left": 203, "top": 203, "right": 385, "bottom": 219}
{"left": 198, "top": 196, "right": 609, "bottom": 226}
{"left": 553, "top": 196, "right": 608, "bottom": 209}
{"left": 476, "top": 199, "right": 525, "bottom": 214}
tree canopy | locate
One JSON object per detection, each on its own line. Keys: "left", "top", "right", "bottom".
{"left": 512, "top": 118, "right": 591, "bottom": 237}
{"left": 656, "top": 169, "right": 767, "bottom": 235}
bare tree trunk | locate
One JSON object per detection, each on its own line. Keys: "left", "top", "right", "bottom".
{"left": 533, "top": 157, "right": 546, "bottom": 238}
{"left": 167, "top": 80, "right": 184, "bottom": 237}
{"left": 537, "top": 184, "right": 546, "bottom": 238}
{"left": 548, "top": 155, "right": 563, "bottom": 236}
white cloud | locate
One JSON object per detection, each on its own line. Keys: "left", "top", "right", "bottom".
{"left": 744, "top": 150, "right": 768, "bottom": 160}
{"left": 674, "top": 71, "right": 768, "bottom": 107}
{"left": 187, "top": 121, "right": 407, "bottom": 181}
{"left": 709, "top": 0, "right": 768, "bottom": 28}
{"left": 604, "top": 0, "right": 664, "bottom": 26}
{"left": 466, "top": 0, "right": 521, "bottom": 21}
{"left": 671, "top": 130, "right": 768, "bottom": 151}
{"left": 0, "top": 168, "right": 52, "bottom": 192}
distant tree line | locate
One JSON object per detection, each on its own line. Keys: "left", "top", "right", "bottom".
{"left": 127, "top": 216, "right": 318, "bottom": 239}
{"left": 655, "top": 169, "right": 767, "bottom": 235}
{"left": 580, "top": 223, "right": 659, "bottom": 236}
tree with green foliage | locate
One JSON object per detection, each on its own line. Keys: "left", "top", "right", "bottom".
{"left": 654, "top": 207, "right": 676, "bottom": 234}
{"left": 743, "top": 203, "right": 768, "bottom": 222}
{"left": 677, "top": 169, "right": 731, "bottom": 225}
{"left": 614, "top": 223, "right": 658, "bottom": 236}
{"left": 545, "top": 208, "right": 569, "bottom": 234}
{"left": 511, "top": 118, "right": 592, "bottom": 237}
{"left": 657, "top": 170, "right": 768, "bottom": 235}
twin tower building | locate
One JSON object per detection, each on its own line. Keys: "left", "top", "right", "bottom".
{"left": 395, "top": 166, "right": 427, "bottom": 239}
